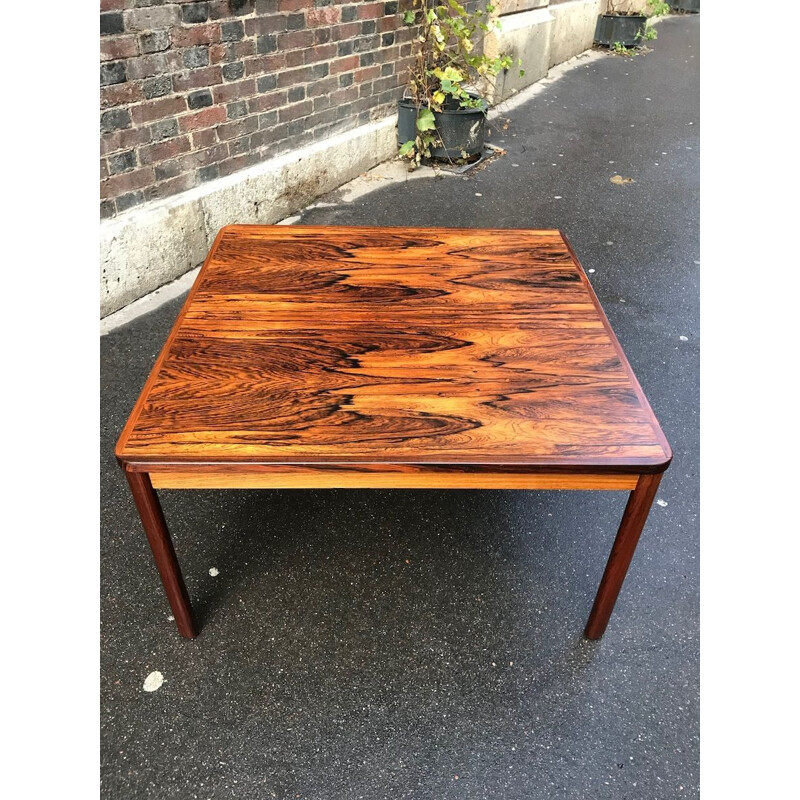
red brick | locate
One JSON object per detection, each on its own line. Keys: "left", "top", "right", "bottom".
{"left": 330, "top": 22, "right": 361, "bottom": 42}
{"left": 184, "top": 143, "right": 229, "bottom": 168}
{"left": 286, "top": 50, "right": 304, "bottom": 67}
{"left": 127, "top": 51, "right": 184, "bottom": 80}
{"left": 244, "top": 54, "right": 286, "bottom": 75}
{"left": 355, "top": 65, "right": 380, "bottom": 84}
{"left": 279, "top": 0, "right": 312, "bottom": 10}
{"left": 138, "top": 136, "right": 193, "bottom": 166}
{"left": 100, "top": 0, "right": 124, "bottom": 10}
{"left": 358, "top": 3, "right": 383, "bottom": 20}
{"left": 172, "top": 66, "right": 223, "bottom": 91}
{"left": 130, "top": 96, "right": 187, "bottom": 126}
{"left": 230, "top": 40, "right": 256, "bottom": 59}
{"left": 278, "top": 100, "right": 312, "bottom": 123}
{"left": 192, "top": 129, "right": 218, "bottom": 149}
{"left": 100, "top": 35, "right": 139, "bottom": 62}
{"left": 218, "top": 152, "right": 260, "bottom": 177}
{"left": 304, "top": 43, "right": 337, "bottom": 64}
{"left": 216, "top": 116, "right": 258, "bottom": 141}
{"left": 276, "top": 66, "right": 315, "bottom": 88}
{"left": 179, "top": 106, "right": 227, "bottom": 132}
{"left": 100, "top": 83, "right": 144, "bottom": 109}
{"left": 212, "top": 78, "right": 256, "bottom": 103}
{"left": 330, "top": 55, "right": 359, "bottom": 74}
{"left": 378, "top": 15, "right": 400, "bottom": 33}
{"left": 245, "top": 16, "right": 288, "bottom": 36}
{"left": 307, "top": 7, "right": 340, "bottom": 27}
{"left": 171, "top": 23, "right": 222, "bottom": 48}
{"left": 100, "top": 127, "right": 152, "bottom": 156}
{"left": 307, "top": 76, "right": 338, "bottom": 98}
{"left": 146, "top": 174, "right": 197, "bottom": 202}
{"left": 248, "top": 91, "right": 287, "bottom": 113}
{"left": 278, "top": 30, "right": 314, "bottom": 50}
{"left": 100, "top": 167, "right": 156, "bottom": 200}
{"left": 329, "top": 85, "right": 359, "bottom": 106}
{"left": 209, "top": 44, "right": 227, "bottom": 64}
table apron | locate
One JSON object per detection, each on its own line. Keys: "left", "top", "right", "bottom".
{"left": 143, "top": 468, "right": 639, "bottom": 491}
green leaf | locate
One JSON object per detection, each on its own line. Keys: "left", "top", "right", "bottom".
{"left": 398, "top": 140, "right": 415, "bottom": 157}
{"left": 403, "top": 10, "right": 415, "bottom": 24}
{"left": 416, "top": 107, "right": 436, "bottom": 132}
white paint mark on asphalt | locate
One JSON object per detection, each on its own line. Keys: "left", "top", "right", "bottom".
{"left": 657, "top": 499, "right": 668, "bottom": 508}
{"left": 474, "top": 193, "right": 482, "bottom": 197}
{"left": 680, "top": 335, "right": 688, "bottom": 342}
{"left": 143, "top": 671, "right": 164, "bottom": 692}
{"left": 588, "top": 269, "right": 595, "bottom": 274}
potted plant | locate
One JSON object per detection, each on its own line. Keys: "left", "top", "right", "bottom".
{"left": 397, "top": 1, "right": 518, "bottom": 165}
{"left": 595, "top": 1, "right": 669, "bottom": 49}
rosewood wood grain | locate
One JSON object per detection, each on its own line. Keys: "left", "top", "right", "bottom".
{"left": 115, "top": 225, "right": 671, "bottom": 639}
{"left": 125, "top": 471, "right": 197, "bottom": 639}
{"left": 584, "top": 473, "right": 663, "bottom": 639}
{"left": 115, "top": 226, "right": 671, "bottom": 472}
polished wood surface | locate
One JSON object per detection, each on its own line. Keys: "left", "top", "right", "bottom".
{"left": 117, "top": 225, "right": 671, "bottom": 640}
{"left": 584, "top": 473, "right": 663, "bottom": 639}
{"left": 116, "top": 225, "right": 670, "bottom": 474}
{"left": 125, "top": 471, "right": 197, "bottom": 639}
{"left": 147, "top": 466, "right": 639, "bottom": 491}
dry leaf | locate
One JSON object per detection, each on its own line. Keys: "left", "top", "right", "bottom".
{"left": 610, "top": 175, "right": 634, "bottom": 185}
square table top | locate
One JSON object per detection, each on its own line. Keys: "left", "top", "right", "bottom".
{"left": 116, "top": 225, "right": 671, "bottom": 474}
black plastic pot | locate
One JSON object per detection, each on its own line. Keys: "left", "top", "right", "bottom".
{"left": 594, "top": 14, "right": 648, "bottom": 48}
{"left": 397, "top": 97, "right": 487, "bottom": 161}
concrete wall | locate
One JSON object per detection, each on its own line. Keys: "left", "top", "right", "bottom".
{"left": 484, "top": 8, "right": 553, "bottom": 103}
{"left": 549, "top": 0, "right": 604, "bottom": 68}
{"left": 483, "top": 0, "right": 606, "bottom": 104}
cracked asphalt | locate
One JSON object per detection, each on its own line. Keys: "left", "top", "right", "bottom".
{"left": 101, "top": 14, "right": 699, "bottom": 799}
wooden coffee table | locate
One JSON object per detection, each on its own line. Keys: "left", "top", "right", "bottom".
{"left": 116, "top": 226, "right": 671, "bottom": 640}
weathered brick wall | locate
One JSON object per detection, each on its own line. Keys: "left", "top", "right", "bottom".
{"left": 100, "top": 0, "right": 415, "bottom": 219}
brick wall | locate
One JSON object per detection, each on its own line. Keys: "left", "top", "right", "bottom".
{"left": 100, "top": 0, "right": 415, "bottom": 219}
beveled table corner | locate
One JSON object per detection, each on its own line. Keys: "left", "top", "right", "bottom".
{"left": 116, "top": 225, "right": 671, "bottom": 640}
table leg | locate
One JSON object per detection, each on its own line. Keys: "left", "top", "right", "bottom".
{"left": 125, "top": 470, "right": 198, "bottom": 639}
{"left": 584, "top": 473, "right": 662, "bottom": 640}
